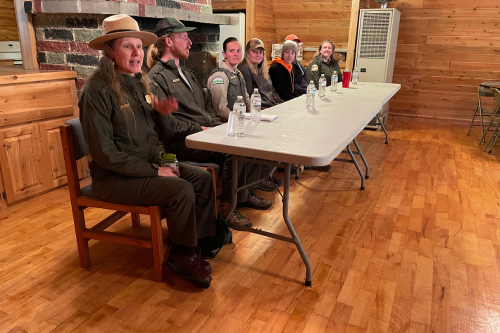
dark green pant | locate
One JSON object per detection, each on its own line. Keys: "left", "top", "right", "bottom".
{"left": 173, "top": 140, "right": 261, "bottom": 203}
{"left": 92, "top": 163, "right": 216, "bottom": 247}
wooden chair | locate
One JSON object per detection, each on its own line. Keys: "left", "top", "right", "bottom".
{"left": 60, "top": 118, "right": 220, "bottom": 281}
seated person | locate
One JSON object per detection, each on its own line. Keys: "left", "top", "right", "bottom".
{"left": 147, "top": 18, "right": 273, "bottom": 227}
{"left": 238, "top": 38, "right": 284, "bottom": 108}
{"left": 207, "top": 37, "right": 282, "bottom": 192}
{"left": 80, "top": 14, "right": 215, "bottom": 289}
{"left": 306, "top": 39, "right": 343, "bottom": 88}
{"left": 285, "top": 34, "right": 308, "bottom": 96}
{"left": 269, "top": 40, "right": 301, "bottom": 101}
{"left": 207, "top": 37, "right": 250, "bottom": 119}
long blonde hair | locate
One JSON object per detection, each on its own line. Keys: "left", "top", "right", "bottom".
{"left": 146, "top": 33, "right": 172, "bottom": 69}
{"left": 313, "top": 39, "right": 336, "bottom": 62}
{"left": 240, "top": 43, "right": 269, "bottom": 80}
{"left": 86, "top": 39, "right": 151, "bottom": 104}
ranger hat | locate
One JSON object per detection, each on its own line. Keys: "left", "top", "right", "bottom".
{"left": 285, "top": 34, "right": 301, "bottom": 43}
{"left": 154, "top": 17, "right": 196, "bottom": 37}
{"left": 89, "top": 14, "right": 157, "bottom": 50}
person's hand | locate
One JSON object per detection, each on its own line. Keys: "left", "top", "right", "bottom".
{"left": 201, "top": 126, "right": 211, "bottom": 131}
{"left": 154, "top": 96, "right": 178, "bottom": 116}
{"left": 158, "top": 167, "right": 180, "bottom": 177}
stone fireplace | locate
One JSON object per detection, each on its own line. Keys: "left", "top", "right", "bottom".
{"left": 25, "top": 0, "right": 236, "bottom": 90}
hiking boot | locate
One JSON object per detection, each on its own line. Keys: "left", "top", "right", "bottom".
{"left": 195, "top": 247, "right": 212, "bottom": 274}
{"left": 259, "top": 177, "right": 284, "bottom": 192}
{"left": 309, "top": 164, "right": 332, "bottom": 172}
{"left": 165, "top": 251, "right": 212, "bottom": 289}
{"left": 238, "top": 189, "right": 272, "bottom": 210}
{"left": 221, "top": 202, "right": 252, "bottom": 227}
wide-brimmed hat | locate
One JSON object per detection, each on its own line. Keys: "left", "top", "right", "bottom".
{"left": 247, "top": 38, "right": 265, "bottom": 51}
{"left": 285, "top": 34, "right": 301, "bottom": 43}
{"left": 154, "top": 17, "right": 196, "bottom": 37}
{"left": 89, "top": 14, "right": 157, "bottom": 50}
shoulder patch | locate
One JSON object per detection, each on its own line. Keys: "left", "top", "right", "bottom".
{"left": 211, "top": 76, "right": 225, "bottom": 85}
{"left": 311, "top": 64, "right": 318, "bottom": 72}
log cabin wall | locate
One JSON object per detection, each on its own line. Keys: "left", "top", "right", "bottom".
{"left": 212, "top": 0, "right": 246, "bottom": 11}
{"left": 373, "top": 0, "right": 500, "bottom": 121}
{"left": 0, "top": 0, "right": 19, "bottom": 41}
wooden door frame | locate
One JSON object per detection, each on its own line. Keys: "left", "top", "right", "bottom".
{"left": 13, "top": 0, "right": 38, "bottom": 70}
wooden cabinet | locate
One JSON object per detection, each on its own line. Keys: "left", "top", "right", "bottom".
{"left": 0, "top": 68, "right": 85, "bottom": 207}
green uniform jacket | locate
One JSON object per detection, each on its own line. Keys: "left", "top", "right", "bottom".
{"left": 149, "top": 59, "right": 221, "bottom": 152}
{"left": 306, "top": 56, "right": 343, "bottom": 89}
{"left": 79, "top": 74, "right": 161, "bottom": 183}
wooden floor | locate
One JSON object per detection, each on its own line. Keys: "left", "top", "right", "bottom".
{"left": 1, "top": 116, "right": 500, "bottom": 333}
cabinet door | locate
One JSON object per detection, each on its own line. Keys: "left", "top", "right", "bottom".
{"left": 39, "top": 118, "right": 89, "bottom": 188}
{"left": 0, "top": 124, "right": 46, "bottom": 203}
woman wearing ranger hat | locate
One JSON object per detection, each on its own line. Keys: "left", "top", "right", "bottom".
{"left": 80, "top": 14, "right": 217, "bottom": 289}
{"left": 306, "top": 39, "right": 343, "bottom": 89}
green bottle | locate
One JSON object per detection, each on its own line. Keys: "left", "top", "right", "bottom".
{"left": 159, "top": 152, "right": 179, "bottom": 172}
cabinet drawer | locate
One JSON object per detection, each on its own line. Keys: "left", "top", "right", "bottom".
{"left": 0, "top": 79, "right": 77, "bottom": 127}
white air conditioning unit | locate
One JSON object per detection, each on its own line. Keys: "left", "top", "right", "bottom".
{"left": 354, "top": 8, "right": 400, "bottom": 129}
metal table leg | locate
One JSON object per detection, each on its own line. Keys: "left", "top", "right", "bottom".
{"left": 377, "top": 114, "right": 389, "bottom": 144}
{"left": 346, "top": 145, "right": 365, "bottom": 190}
{"left": 225, "top": 156, "right": 312, "bottom": 286}
{"left": 352, "top": 138, "right": 369, "bottom": 179}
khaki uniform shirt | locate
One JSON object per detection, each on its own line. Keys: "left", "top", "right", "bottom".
{"left": 306, "top": 56, "right": 343, "bottom": 89}
{"left": 207, "top": 61, "right": 250, "bottom": 118}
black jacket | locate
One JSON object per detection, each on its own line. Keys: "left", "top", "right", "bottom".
{"left": 238, "top": 64, "right": 283, "bottom": 108}
{"left": 269, "top": 59, "right": 300, "bottom": 101}
{"left": 292, "top": 59, "right": 308, "bottom": 96}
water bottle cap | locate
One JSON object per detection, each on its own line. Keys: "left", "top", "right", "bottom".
{"left": 320, "top": 74, "right": 325, "bottom": 77}
{"left": 333, "top": 71, "right": 337, "bottom": 73}
{"left": 159, "top": 152, "right": 177, "bottom": 161}
{"left": 310, "top": 81, "right": 314, "bottom": 83}
{"left": 253, "top": 88, "right": 258, "bottom": 91}
{"left": 237, "top": 96, "right": 243, "bottom": 99}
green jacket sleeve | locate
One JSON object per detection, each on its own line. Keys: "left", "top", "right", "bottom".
{"left": 152, "top": 72, "right": 203, "bottom": 138}
{"left": 80, "top": 85, "right": 158, "bottom": 178}
{"left": 203, "top": 87, "right": 222, "bottom": 127}
{"left": 306, "top": 60, "right": 321, "bottom": 89}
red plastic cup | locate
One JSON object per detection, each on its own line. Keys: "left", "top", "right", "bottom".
{"left": 342, "top": 70, "right": 351, "bottom": 88}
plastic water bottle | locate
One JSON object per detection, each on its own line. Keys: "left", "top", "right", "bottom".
{"left": 331, "top": 71, "right": 338, "bottom": 92}
{"left": 250, "top": 88, "right": 261, "bottom": 123}
{"left": 352, "top": 67, "right": 359, "bottom": 84}
{"left": 232, "top": 96, "right": 246, "bottom": 136}
{"left": 318, "top": 74, "right": 326, "bottom": 98}
{"left": 306, "top": 81, "right": 316, "bottom": 108}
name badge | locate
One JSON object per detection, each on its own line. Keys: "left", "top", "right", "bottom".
{"left": 230, "top": 76, "right": 237, "bottom": 79}
{"left": 120, "top": 103, "right": 130, "bottom": 109}
{"left": 173, "top": 78, "right": 180, "bottom": 82}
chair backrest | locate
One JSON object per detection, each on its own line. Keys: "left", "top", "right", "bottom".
{"left": 491, "top": 88, "right": 500, "bottom": 114}
{"left": 60, "top": 119, "right": 85, "bottom": 199}
{"left": 479, "top": 82, "right": 500, "bottom": 97}
{"left": 65, "top": 118, "right": 89, "bottom": 160}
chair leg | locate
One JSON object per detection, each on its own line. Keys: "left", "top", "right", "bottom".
{"left": 150, "top": 206, "right": 164, "bottom": 282}
{"left": 467, "top": 104, "right": 479, "bottom": 136}
{"left": 73, "top": 207, "right": 91, "bottom": 268}
{"left": 131, "top": 213, "right": 140, "bottom": 228}
{"left": 480, "top": 119, "right": 494, "bottom": 146}
{"left": 484, "top": 121, "right": 500, "bottom": 152}
{"left": 489, "top": 127, "right": 500, "bottom": 154}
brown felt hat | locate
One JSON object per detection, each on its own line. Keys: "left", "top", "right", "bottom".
{"left": 89, "top": 14, "right": 157, "bottom": 50}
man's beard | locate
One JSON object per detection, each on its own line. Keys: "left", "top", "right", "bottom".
{"left": 172, "top": 43, "right": 190, "bottom": 60}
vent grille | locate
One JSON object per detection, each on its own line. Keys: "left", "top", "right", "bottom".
{"left": 358, "top": 11, "right": 391, "bottom": 59}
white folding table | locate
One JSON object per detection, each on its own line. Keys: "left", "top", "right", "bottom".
{"left": 186, "top": 95, "right": 386, "bottom": 285}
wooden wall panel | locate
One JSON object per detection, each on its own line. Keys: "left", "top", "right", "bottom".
{"left": 212, "top": 0, "right": 246, "bottom": 11}
{"left": 272, "top": 0, "right": 352, "bottom": 63}
{"left": 370, "top": 0, "right": 500, "bottom": 121}
{"left": 0, "top": 0, "right": 19, "bottom": 41}
{"left": 252, "top": 0, "right": 277, "bottom": 60}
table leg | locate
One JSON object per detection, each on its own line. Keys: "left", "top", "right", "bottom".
{"left": 223, "top": 157, "right": 239, "bottom": 220}
{"left": 282, "top": 162, "right": 312, "bottom": 286}
{"left": 377, "top": 114, "right": 389, "bottom": 144}
{"left": 353, "top": 138, "right": 369, "bottom": 179}
{"left": 346, "top": 145, "right": 365, "bottom": 190}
